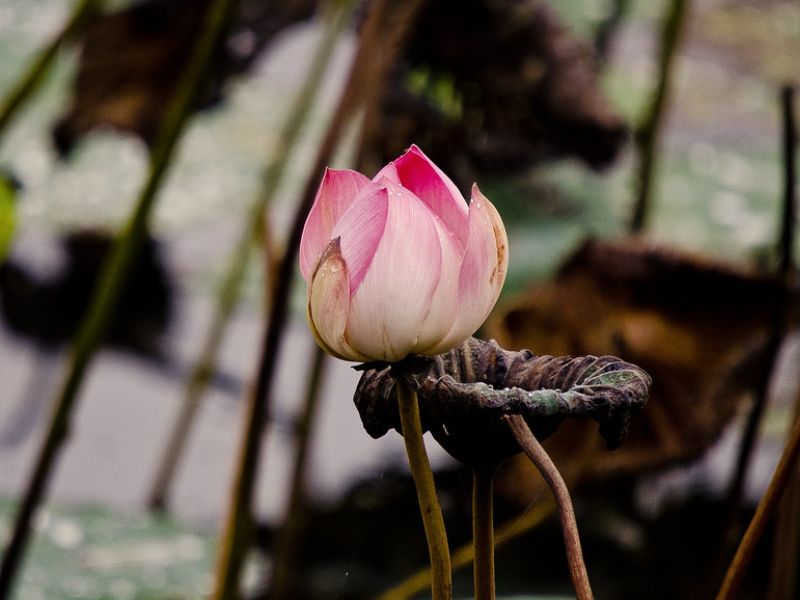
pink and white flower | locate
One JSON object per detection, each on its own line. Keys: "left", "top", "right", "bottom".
{"left": 299, "top": 145, "right": 508, "bottom": 362}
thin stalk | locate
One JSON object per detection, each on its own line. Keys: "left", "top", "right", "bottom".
{"left": 629, "top": 0, "right": 690, "bottom": 233}
{"left": 767, "top": 83, "right": 798, "bottom": 600}
{"left": 268, "top": 345, "right": 327, "bottom": 599}
{"left": 594, "top": 0, "right": 632, "bottom": 63}
{"left": 146, "top": 0, "right": 350, "bottom": 513}
{"left": 716, "top": 415, "right": 800, "bottom": 600}
{"left": 376, "top": 498, "right": 555, "bottom": 600}
{"left": 778, "top": 84, "right": 797, "bottom": 278}
{"left": 209, "top": 2, "right": 426, "bottom": 597}
{"left": 724, "top": 84, "right": 797, "bottom": 537}
{"left": 0, "top": 0, "right": 239, "bottom": 597}
{"left": 768, "top": 390, "right": 800, "bottom": 600}
{"left": 472, "top": 468, "right": 496, "bottom": 600}
{"left": 147, "top": 213, "right": 256, "bottom": 512}
{"left": 504, "top": 415, "right": 593, "bottom": 600}
{"left": 0, "top": 0, "right": 102, "bottom": 139}
{"left": 396, "top": 381, "right": 452, "bottom": 600}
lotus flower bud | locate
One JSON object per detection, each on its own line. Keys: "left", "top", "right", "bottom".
{"left": 299, "top": 145, "right": 508, "bottom": 362}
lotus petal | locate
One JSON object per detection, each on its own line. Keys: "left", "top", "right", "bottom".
{"left": 307, "top": 238, "right": 367, "bottom": 361}
{"left": 300, "top": 168, "right": 371, "bottom": 280}
{"left": 345, "top": 181, "right": 444, "bottom": 361}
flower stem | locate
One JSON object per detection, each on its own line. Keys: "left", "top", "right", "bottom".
{"left": 0, "top": 0, "right": 239, "bottom": 597}
{"left": 396, "top": 380, "right": 452, "bottom": 600}
{"left": 376, "top": 496, "right": 556, "bottom": 600}
{"left": 472, "top": 467, "right": 496, "bottom": 600}
{"left": 504, "top": 415, "right": 594, "bottom": 600}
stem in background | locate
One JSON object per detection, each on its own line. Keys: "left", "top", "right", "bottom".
{"left": 768, "top": 388, "right": 800, "bottom": 600}
{"left": 0, "top": 0, "right": 102, "bottom": 140}
{"left": 268, "top": 345, "right": 328, "bottom": 599}
{"left": 724, "top": 83, "right": 797, "bottom": 542}
{"left": 376, "top": 498, "right": 555, "bottom": 600}
{"left": 0, "top": 0, "right": 239, "bottom": 597}
{"left": 504, "top": 415, "right": 594, "bottom": 600}
{"left": 396, "top": 380, "right": 452, "bottom": 600}
{"left": 146, "top": 0, "right": 350, "bottom": 514}
{"left": 147, "top": 211, "right": 256, "bottom": 512}
{"left": 778, "top": 85, "right": 797, "bottom": 279}
{"left": 594, "top": 0, "right": 632, "bottom": 63}
{"left": 716, "top": 415, "right": 800, "bottom": 600}
{"left": 472, "top": 468, "right": 496, "bottom": 600}
{"left": 629, "top": 0, "right": 690, "bottom": 233}
{"left": 209, "top": 2, "right": 426, "bottom": 597}
{"left": 767, "top": 83, "right": 798, "bottom": 600}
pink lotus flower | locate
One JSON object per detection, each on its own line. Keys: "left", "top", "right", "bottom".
{"left": 299, "top": 145, "right": 508, "bottom": 362}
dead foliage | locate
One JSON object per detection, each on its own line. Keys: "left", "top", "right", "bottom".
{"left": 486, "top": 238, "right": 794, "bottom": 501}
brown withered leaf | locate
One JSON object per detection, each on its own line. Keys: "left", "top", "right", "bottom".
{"left": 362, "top": 0, "right": 627, "bottom": 183}
{"left": 52, "top": 0, "right": 317, "bottom": 153}
{"left": 486, "top": 238, "right": 794, "bottom": 499}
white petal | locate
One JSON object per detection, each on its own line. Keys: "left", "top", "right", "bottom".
{"left": 412, "top": 213, "right": 462, "bottom": 353}
{"left": 429, "top": 184, "right": 508, "bottom": 353}
{"left": 344, "top": 183, "right": 443, "bottom": 362}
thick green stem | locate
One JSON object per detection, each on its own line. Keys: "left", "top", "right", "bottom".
{"left": 146, "top": 0, "right": 350, "bottom": 514}
{"left": 630, "top": 0, "right": 690, "bottom": 233}
{"left": 0, "top": 0, "right": 102, "bottom": 140}
{"left": 396, "top": 381, "right": 452, "bottom": 600}
{"left": 0, "top": 0, "right": 239, "bottom": 597}
{"left": 472, "top": 468, "right": 496, "bottom": 600}
{"left": 504, "top": 415, "right": 593, "bottom": 600}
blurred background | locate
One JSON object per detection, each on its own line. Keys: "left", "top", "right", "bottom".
{"left": 0, "top": 0, "right": 798, "bottom": 598}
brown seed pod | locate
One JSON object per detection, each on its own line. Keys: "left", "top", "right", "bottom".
{"left": 354, "top": 337, "right": 651, "bottom": 470}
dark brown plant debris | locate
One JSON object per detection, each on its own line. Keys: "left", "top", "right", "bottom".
{"left": 52, "top": 0, "right": 316, "bottom": 153}
{"left": 364, "top": 0, "right": 628, "bottom": 183}
{"left": 354, "top": 337, "right": 651, "bottom": 470}
{"left": 53, "top": 0, "right": 626, "bottom": 181}
{"left": 0, "top": 230, "right": 171, "bottom": 354}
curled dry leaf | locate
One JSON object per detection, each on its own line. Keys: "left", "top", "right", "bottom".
{"left": 486, "top": 238, "right": 795, "bottom": 500}
{"left": 354, "top": 337, "right": 651, "bottom": 471}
